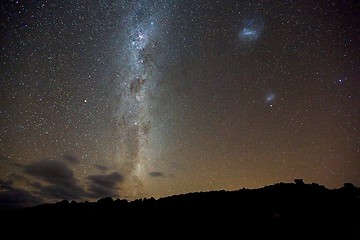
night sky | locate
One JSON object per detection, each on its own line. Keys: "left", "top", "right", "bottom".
{"left": 1, "top": 0, "right": 360, "bottom": 209}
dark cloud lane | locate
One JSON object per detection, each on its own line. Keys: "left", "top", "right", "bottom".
{"left": 24, "top": 160, "right": 75, "bottom": 184}
{"left": 87, "top": 172, "right": 124, "bottom": 198}
{"left": 23, "top": 159, "right": 86, "bottom": 201}
{"left": 62, "top": 154, "right": 80, "bottom": 164}
{"left": 0, "top": 160, "right": 126, "bottom": 208}
{"left": 0, "top": 180, "right": 43, "bottom": 211}
{"left": 149, "top": 172, "right": 165, "bottom": 178}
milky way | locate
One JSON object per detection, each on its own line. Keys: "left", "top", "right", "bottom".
{"left": 113, "top": 1, "right": 172, "bottom": 196}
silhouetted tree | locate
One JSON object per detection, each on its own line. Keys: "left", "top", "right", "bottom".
{"left": 294, "top": 179, "right": 305, "bottom": 185}
{"left": 97, "top": 197, "right": 113, "bottom": 207}
{"left": 343, "top": 182, "right": 355, "bottom": 189}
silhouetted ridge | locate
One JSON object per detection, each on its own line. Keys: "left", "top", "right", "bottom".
{"left": 1, "top": 181, "right": 359, "bottom": 238}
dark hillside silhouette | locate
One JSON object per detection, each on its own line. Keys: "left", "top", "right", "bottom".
{"left": 1, "top": 180, "right": 359, "bottom": 238}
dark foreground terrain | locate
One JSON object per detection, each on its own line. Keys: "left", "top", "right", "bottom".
{"left": 1, "top": 180, "right": 359, "bottom": 238}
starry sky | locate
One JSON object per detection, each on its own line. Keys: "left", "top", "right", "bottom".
{"left": 1, "top": 0, "right": 360, "bottom": 209}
